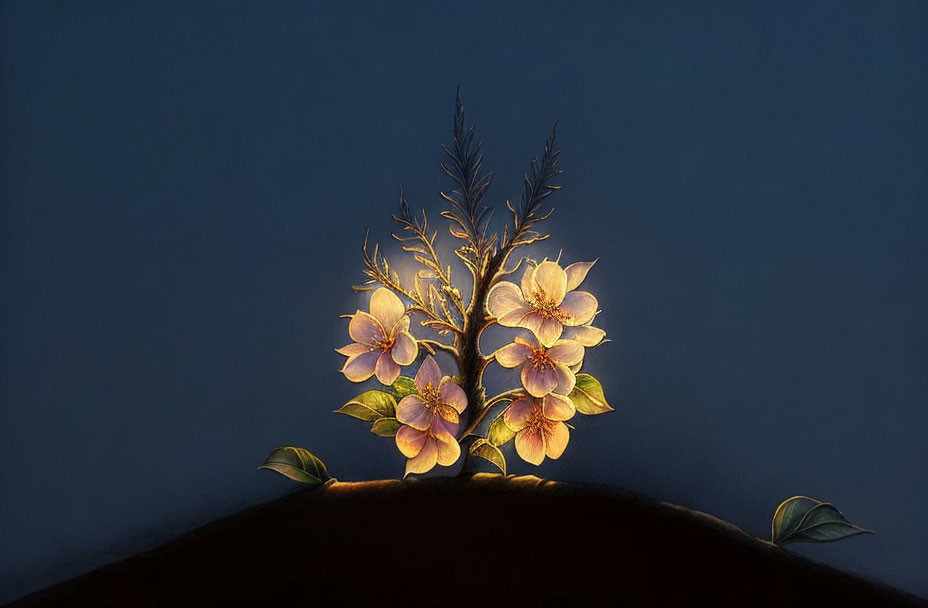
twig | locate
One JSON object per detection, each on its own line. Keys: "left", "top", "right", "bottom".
{"left": 459, "top": 389, "right": 524, "bottom": 440}
{"left": 418, "top": 339, "right": 459, "bottom": 358}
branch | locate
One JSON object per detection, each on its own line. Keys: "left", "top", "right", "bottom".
{"left": 500, "top": 124, "right": 562, "bottom": 251}
{"left": 392, "top": 189, "right": 466, "bottom": 319}
{"left": 356, "top": 229, "right": 463, "bottom": 335}
{"left": 440, "top": 87, "right": 496, "bottom": 289}
{"left": 418, "top": 339, "right": 460, "bottom": 358}
{"left": 459, "top": 389, "right": 525, "bottom": 440}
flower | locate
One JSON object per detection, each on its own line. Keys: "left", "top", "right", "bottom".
{"left": 394, "top": 355, "right": 467, "bottom": 475}
{"left": 504, "top": 395, "right": 576, "bottom": 465}
{"left": 493, "top": 333, "right": 584, "bottom": 398}
{"left": 337, "top": 288, "right": 418, "bottom": 385}
{"left": 486, "top": 259, "right": 598, "bottom": 347}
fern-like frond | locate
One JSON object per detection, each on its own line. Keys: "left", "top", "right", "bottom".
{"left": 440, "top": 87, "right": 495, "bottom": 269}
{"left": 391, "top": 188, "right": 465, "bottom": 318}
{"left": 501, "top": 124, "right": 562, "bottom": 250}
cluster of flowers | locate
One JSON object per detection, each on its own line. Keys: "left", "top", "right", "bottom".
{"left": 337, "top": 258, "right": 604, "bottom": 474}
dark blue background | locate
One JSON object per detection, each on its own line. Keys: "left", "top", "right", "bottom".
{"left": 2, "top": 1, "right": 926, "bottom": 602}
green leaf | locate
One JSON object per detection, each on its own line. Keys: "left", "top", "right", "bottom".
{"left": 259, "top": 446, "right": 330, "bottom": 485}
{"left": 569, "top": 373, "right": 614, "bottom": 415}
{"left": 771, "top": 496, "right": 874, "bottom": 545}
{"left": 391, "top": 376, "right": 418, "bottom": 397}
{"left": 470, "top": 439, "right": 506, "bottom": 475}
{"left": 370, "top": 417, "right": 401, "bottom": 437}
{"left": 334, "top": 390, "right": 397, "bottom": 421}
{"left": 487, "top": 411, "right": 516, "bottom": 446}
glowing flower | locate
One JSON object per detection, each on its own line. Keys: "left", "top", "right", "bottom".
{"left": 486, "top": 260, "right": 598, "bottom": 347}
{"left": 337, "top": 288, "right": 418, "bottom": 385}
{"left": 394, "top": 356, "right": 467, "bottom": 475}
{"left": 504, "top": 394, "right": 576, "bottom": 465}
{"left": 493, "top": 333, "right": 584, "bottom": 398}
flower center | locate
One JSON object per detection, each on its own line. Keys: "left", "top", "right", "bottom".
{"left": 527, "top": 290, "right": 566, "bottom": 320}
{"left": 528, "top": 348, "right": 554, "bottom": 371}
{"left": 526, "top": 405, "right": 550, "bottom": 433}
{"left": 420, "top": 384, "right": 442, "bottom": 410}
{"left": 375, "top": 337, "right": 395, "bottom": 350}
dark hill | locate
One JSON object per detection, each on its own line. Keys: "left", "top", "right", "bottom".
{"left": 7, "top": 474, "right": 924, "bottom": 607}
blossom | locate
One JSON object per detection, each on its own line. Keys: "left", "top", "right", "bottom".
{"left": 504, "top": 394, "right": 576, "bottom": 465}
{"left": 493, "top": 333, "right": 584, "bottom": 398}
{"left": 394, "top": 355, "right": 467, "bottom": 475}
{"left": 337, "top": 288, "right": 418, "bottom": 385}
{"left": 486, "top": 259, "right": 598, "bottom": 347}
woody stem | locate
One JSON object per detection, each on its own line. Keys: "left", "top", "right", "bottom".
{"left": 454, "top": 248, "right": 516, "bottom": 474}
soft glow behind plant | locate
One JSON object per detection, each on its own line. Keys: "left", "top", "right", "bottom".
{"left": 263, "top": 91, "right": 614, "bottom": 480}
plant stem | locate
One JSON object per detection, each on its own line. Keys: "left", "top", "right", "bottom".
{"left": 454, "top": 248, "right": 517, "bottom": 474}
{"left": 459, "top": 389, "right": 523, "bottom": 439}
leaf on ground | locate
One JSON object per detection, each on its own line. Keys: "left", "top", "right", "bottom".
{"left": 259, "top": 447, "right": 330, "bottom": 485}
{"left": 771, "top": 496, "right": 874, "bottom": 545}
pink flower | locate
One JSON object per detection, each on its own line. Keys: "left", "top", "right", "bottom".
{"left": 337, "top": 288, "right": 418, "bottom": 385}
{"left": 493, "top": 333, "right": 584, "bottom": 398}
{"left": 486, "top": 260, "right": 598, "bottom": 347}
{"left": 503, "top": 395, "right": 576, "bottom": 465}
{"left": 394, "top": 356, "right": 467, "bottom": 476}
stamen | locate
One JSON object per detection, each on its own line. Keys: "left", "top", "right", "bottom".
{"left": 527, "top": 291, "right": 567, "bottom": 321}
{"left": 420, "top": 384, "right": 441, "bottom": 410}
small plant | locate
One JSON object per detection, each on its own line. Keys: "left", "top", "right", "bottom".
{"left": 262, "top": 90, "right": 613, "bottom": 481}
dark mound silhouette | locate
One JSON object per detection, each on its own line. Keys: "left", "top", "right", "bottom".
{"left": 7, "top": 474, "right": 924, "bottom": 607}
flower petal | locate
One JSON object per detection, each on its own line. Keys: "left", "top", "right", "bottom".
{"left": 547, "top": 339, "right": 584, "bottom": 367}
{"left": 396, "top": 395, "right": 432, "bottom": 430}
{"left": 392, "top": 315, "right": 411, "bottom": 335}
{"left": 515, "top": 427, "right": 546, "bottom": 466}
{"left": 439, "top": 377, "right": 467, "bottom": 413}
{"left": 567, "top": 325, "right": 606, "bottom": 347}
{"left": 348, "top": 311, "right": 386, "bottom": 347}
{"left": 436, "top": 405, "right": 460, "bottom": 424}
{"left": 405, "top": 437, "right": 438, "bottom": 476}
{"left": 493, "top": 342, "right": 531, "bottom": 368}
{"left": 498, "top": 306, "right": 536, "bottom": 329}
{"left": 521, "top": 362, "right": 560, "bottom": 398}
{"left": 391, "top": 331, "right": 417, "bottom": 366}
{"left": 434, "top": 431, "right": 461, "bottom": 466}
{"left": 395, "top": 424, "right": 427, "bottom": 458}
{"left": 542, "top": 393, "right": 576, "bottom": 421}
{"left": 535, "top": 317, "right": 564, "bottom": 348}
{"left": 374, "top": 351, "right": 401, "bottom": 385}
{"left": 544, "top": 421, "right": 570, "bottom": 459}
{"left": 341, "top": 350, "right": 380, "bottom": 382}
{"left": 370, "top": 288, "right": 406, "bottom": 335}
{"left": 335, "top": 343, "right": 370, "bottom": 357}
{"left": 415, "top": 355, "right": 441, "bottom": 390}
{"left": 432, "top": 415, "right": 460, "bottom": 438}
{"left": 532, "top": 261, "right": 568, "bottom": 305}
{"left": 503, "top": 397, "right": 536, "bottom": 431}
{"left": 564, "top": 260, "right": 596, "bottom": 292}
{"left": 487, "top": 281, "right": 527, "bottom": 320}
{"left": 553, "top": 363, "right": 576, "bottom": 396}
{"left": 520, "top": 264, "right": 536, "bottom": 297}
{"left": 559, "top": 291, "right": 598, "bottom": 327}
